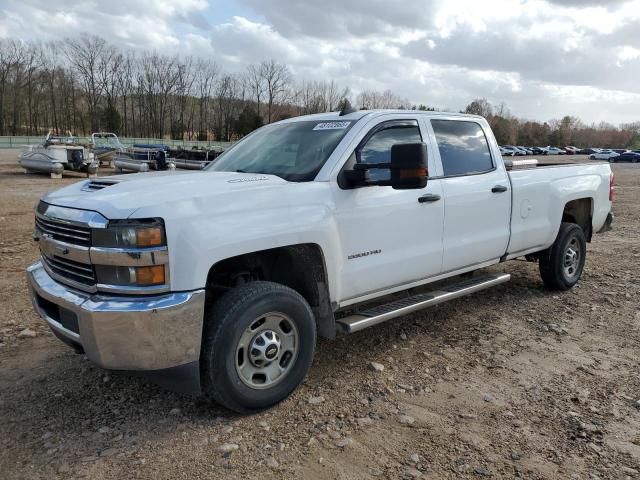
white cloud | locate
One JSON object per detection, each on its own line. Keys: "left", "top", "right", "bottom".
{"left": 0, "top": 0, "right": 207, "bottom": 49}
{"left": 617, "top": 45, "right": 640, "bottom": 62}
{"left": 1, "top": 0, "right": 639, "bottom": 123}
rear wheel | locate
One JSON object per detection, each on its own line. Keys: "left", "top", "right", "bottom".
{"left": 539, "top": 222, "right": 587, "bottom": 290}
{"left": 201, "top": 281, "right": 316, "bottom": 413}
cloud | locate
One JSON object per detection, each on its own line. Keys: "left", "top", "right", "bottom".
{"left": 237, "top": 0, "right": 440, "bottom": 39}
{"left": 0, "top": 0, "right": 208, "bottom": 49}
{"left": 228, "top": 0, "right": 640, "bottom": 123}
{"left": 545, "top": 0, "right": 630, "bottom": 7}
{"left": 1, "top": 0, "right": 639, "bottom": 123}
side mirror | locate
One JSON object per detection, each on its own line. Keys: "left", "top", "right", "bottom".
{"left": 339, "top": 142, "right": 429, "bottom": 189}
{"left": 390, "top": 142, "right": 428, "bottom": 189}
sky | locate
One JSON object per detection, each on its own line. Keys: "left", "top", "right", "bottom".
{"left": 1, "top": 0, "right": 640, "bottom": 125}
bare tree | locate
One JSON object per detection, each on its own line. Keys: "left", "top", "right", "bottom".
{"left": 64, "top": 34, "right": 111, "bottom": 132}
{"left": 295, "top": 79, "right": 351, "bottom": 114}
{"left": 194, "top": 59, "right": 217, "bottom": 140}
{"left": 259, "top": 60, "right": 291, "bottom": 123}
{"left": 138, "top": 52, "right": 183, "bottom": 137}
{"left": 0, "top": 40, "right": 15, "bottom": 135}
{"left": 214, "top": 74, "right": 242, "bottom": 141}
{"left": 117, "top": 51, "right": 136, "bottom": 136}
{"left": 356, "top": 89, "right": 409, "bottom": 110}
{"left": 464, "top": 98, "right": 493, "bottom": 117}
{"left": 245, "top": 63, "right": 265, "bottom": 119}
{"left": 0, "top": 34, "right": 637, "bottom": 149}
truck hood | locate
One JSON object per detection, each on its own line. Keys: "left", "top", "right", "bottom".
{"left": 42, "top": 170, "right": 289, "bottom": 219}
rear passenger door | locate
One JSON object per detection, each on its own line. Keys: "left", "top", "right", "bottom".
{"left": 428, "top": 119, "right": 511, "bottom": 273}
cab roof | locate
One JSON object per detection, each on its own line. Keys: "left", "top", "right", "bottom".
{"left": 276, "top": 109, "right": 485, "bottom": 125}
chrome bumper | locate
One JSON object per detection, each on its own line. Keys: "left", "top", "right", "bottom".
{"left": 27, "top": 260, "right": 205, "bottom": 372}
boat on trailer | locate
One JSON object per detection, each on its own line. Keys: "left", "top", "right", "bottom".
{"left": 19, "top": 132, "right": 98, "bottom": 179}
{"left": 91, "top": 132, "right": 126, "bottom": 167}
{"left": 112, "top": 143, "right": 175, "bottom": 173}
{"left": 169, "top": 147, "right": 224, "bottom": 170}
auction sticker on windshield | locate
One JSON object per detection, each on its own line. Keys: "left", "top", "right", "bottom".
{"left": 313, "top": 121, "right": 351, "bottom": 131}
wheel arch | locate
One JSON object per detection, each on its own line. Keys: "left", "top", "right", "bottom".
{"left": 205, "top": 243, "right": 336, "bottom": 339}
{"left": 561, "top": 197, "right": 593, "bottom": 241}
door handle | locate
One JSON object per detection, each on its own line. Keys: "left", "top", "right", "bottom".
{"left": 418, "top": 193, "right": 441, "bottom": 203}
{"left": 491, "top": 185, "right": 508, "bottom": 193}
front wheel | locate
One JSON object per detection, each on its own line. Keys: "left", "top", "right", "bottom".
{"left": 539, "top": 222, "right": 587, "bottom": 290}
{"left": 201, "top": 281, "right": 316, "bottom": 413}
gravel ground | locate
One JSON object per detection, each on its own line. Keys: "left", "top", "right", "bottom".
{"left": 0, "top": 150, "right": 639, "bottom": 480}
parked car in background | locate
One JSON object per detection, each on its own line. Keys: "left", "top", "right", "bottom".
{"left": 612, "top": 151, "right": 640, "bottom": 162}
{"left": 612, "top": 149, "right": 628, "bottom": 154}
{"left": 565, "top": 146, "right": 580, "bottom": 154}
{"left": 516, "top": 146, "right": 530, "bottom": 155}
{"left": 514, "top": 146, "right": 526, "bottom": 155}
{"left": 500, "top": 146, "right": 515, "bottom": 156}
{"left": 545, "top": 147, "right": 566, "bottom": 155}
{"left": 530, "top": 147, "right": 546, "bottom": 155}
{"left": 579, "top": 148, "right": 600, "bottom": 155}
{"left": 502, "top": 145, "right": 521, "bottom": 156}
{"left": 590, "top": 149, "right": 620, "bottom": 161}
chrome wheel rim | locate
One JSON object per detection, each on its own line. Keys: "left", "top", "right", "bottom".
{"left": 235, "top": 312, "right": 299, "bottom": 389}
{"left": 563, "top": 236, "right": 581, "bottom": 278}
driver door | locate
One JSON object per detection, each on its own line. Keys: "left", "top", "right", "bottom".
{"left": 332, "top": 119, "right": 445, "bottom": 303}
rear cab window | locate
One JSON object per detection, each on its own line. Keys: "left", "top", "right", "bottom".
{"left": 430, "top": 119, "right": 494, "bottom": 176}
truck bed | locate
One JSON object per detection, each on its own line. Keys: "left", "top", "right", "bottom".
{"left": 505, "top": 159, "right": 612, "bottom": 258}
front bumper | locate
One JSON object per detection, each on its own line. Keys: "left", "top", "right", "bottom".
{"left": 27, "top": 261, "right": 205, "bottom": 375}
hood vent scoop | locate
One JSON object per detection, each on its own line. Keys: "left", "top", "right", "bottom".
{"left": 82, "top": 179, "right": 120, "bottom": 192}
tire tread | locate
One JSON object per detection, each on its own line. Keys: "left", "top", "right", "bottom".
{"left": 539, "top": 222, "right": 586, "bottom": 291}
{"left": 201, "top": 281, "right": 315, "bottom": 413}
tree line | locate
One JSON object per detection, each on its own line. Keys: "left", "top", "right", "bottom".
{"left": 1, "top": 34, "right": 638, "bottom": 148}
{"left": 464, "top": 98, "right": 640, "bottom": 149}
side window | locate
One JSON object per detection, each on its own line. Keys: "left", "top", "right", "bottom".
{"left": 431, "top": 120, "right": 494, "bottom": 176}
{"left": 358, "top": 124, "right": 422, "bottom": 181}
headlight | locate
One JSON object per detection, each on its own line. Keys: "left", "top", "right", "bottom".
{"left": 95, "top": 265, "right": 166, "bottom": 286}
{"left": 92, "top": 218, "right": 168, "bottom": 290}
{"left": 92, "top": 219, "right": 165, "bottom": 248}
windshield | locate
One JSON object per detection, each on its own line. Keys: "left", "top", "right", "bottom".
{"left": 206, "top": 120, "right": 354, "bottom": 181}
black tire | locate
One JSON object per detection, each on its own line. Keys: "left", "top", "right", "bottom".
{"left": 539, "top": 222, "right": 587, "bottom": 291}
{"left": 201, "top": 281, "right": 316, "bottom": 413}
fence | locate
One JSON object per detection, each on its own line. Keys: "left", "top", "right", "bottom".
{"left": 0, "top": 136, "right": 232, "bottom": 150}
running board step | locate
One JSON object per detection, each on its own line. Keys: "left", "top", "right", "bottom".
{"left": 336, "top": 273, "right": 511, "bottom": 333}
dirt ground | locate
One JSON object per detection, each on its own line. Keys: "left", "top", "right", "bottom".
{"left": 0, "top": 149, "right": 639, "bottom": 480}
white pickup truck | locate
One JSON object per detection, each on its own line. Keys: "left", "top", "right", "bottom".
{"left": 27, "top": 109, "right": 614, "bottom": 412}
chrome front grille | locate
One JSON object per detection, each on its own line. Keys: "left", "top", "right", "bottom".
{"left": 42, "top": 254, "right": 96, "bottom": 286}
{"left": 34, "top": 201, "right": 170, "bottom": 295}
{"left": 36, "top": 202, "right": 107, "bottom": 292}
{"left": 35, "top": 216, "right": 91, "bottom": 246}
